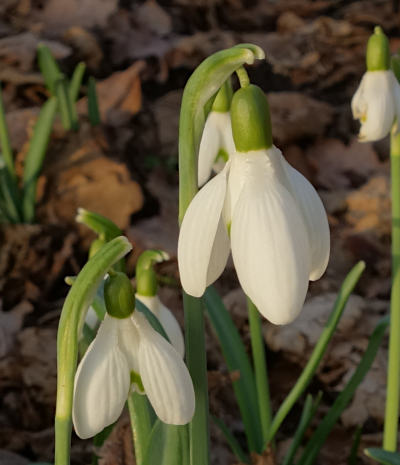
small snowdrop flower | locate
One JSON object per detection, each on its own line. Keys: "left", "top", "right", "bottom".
{"left": 198, "top": 79, "right": 235, "bottom": 186}
{"left": 72, "top": 272, "right": 195, "bottom": 439}
{"left": 352, "top": 26, "right": 400, "bottom": 142}
{"left": 135, "top": 249, "right": 185, "bottom": 357}
{"left": 178, "top": 83, "right": 330, "bottom": 325}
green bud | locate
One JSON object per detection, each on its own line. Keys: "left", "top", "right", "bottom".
{"left": 212, "top": 78, "right": 233, "bottom": 113}
{"left": 230, "top": 84, "right": 273, "bottom": 152}
{"left": 104, "top": 271, "right": 135, "bottom": 318}
{"left": 391, "top": 53, "right": 400, "bottom": 82}
{"left": 136, "top": 250, "right": 169, "bottom": 297}
{"left": 89, "top": 237, "right": 106, "bottom": 258}
{"left": 366, "top": 26, "right": 390, "bottom": 71}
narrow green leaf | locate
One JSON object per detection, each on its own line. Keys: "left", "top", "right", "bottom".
{"left": 365, "top": 448, "right": 400, "bottom": 465}
{"left": 204, "top": 286, "right": 263, "bottom": 453}
{"left": 0, "top": 167, "right": 22, "bottom": 222}
{"left": 143, "top": 421, "right": 189, "bottom": 465}
{"left": 69, "top": 62, "right": 86, "bottom": 102}
{"left": 0, "top": 84, "right": 15, "bottom": 179}
{"left": 212, "top": 415, "right": 250, "bottom": 464}
{"left": 37, "top": 44, "right": 63, "bottom": 95}
{"left": 282, "top": 392, "right": 322, "bottom": 465}
{"left": 266, "top": 261, "right": 366, "bottom": 445}
{"left": 298, "top": 316, "right": 389, "bottom": 465}
{"left": 128, "top": 392, "right": 153, "bottom": 465}
{"left": 88, "top": 77, "right": 100, "bottom": 126}
{"left": 56, "top": 78, "right": 77, "bottom": 131}
{"left": 135, "top": 299, "right": 170, "bottom": 342}
{"left": 348, "top": 426, "right": 362, "bottom": 465}
{"left": 22, "top": 97, "right": 57, "bottom": 222}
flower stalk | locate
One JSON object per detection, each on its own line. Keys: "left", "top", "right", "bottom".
{"left": 383, "top": 128, "right": 400, "bottom": 452}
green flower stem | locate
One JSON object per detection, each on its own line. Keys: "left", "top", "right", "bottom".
{"left": 136, "top": 250, "right": 169, "bottom": 297}
{"left": 55, "top": 237, "right": 132, "bottom": 465}
{"left": 184, "top": 292, "right": 210, "bottom": 465}
{"left": 127, "top": 392, "right": 152, "bottom": 465}
{"left": 236, "top": 67, "right": 250, "bottom": 88}
{"left": 383, "top": 130, "right": 400, "bottom": 451}
{"left": 247, "top": 298, "right": 272, "bottom": 442}
{"left": 265, "top": 261, "right": 366, "bottom": 446}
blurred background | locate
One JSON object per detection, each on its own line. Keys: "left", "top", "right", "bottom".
{"left": 0, "top": 0, "right": 398, "bottom": 464}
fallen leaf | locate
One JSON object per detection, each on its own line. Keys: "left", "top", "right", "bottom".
{"left": 0, "top": 301, "right": 33, "bottom": 357}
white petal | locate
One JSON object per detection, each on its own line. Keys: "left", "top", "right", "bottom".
{"left": 84, "top": 306, "right": 99, "bottom": 330}
{"left": 116, "top": 317, "right": 141, "bottom": 374}
{"left": 231, "top": 155, "right": 311, "bottom": 325}
{"left": 178, "top": 165, "right": 230, "bottom": 297}
{"left": 219, "top": 113, "right": 235, "bottom": 156}
{"left": 198, "top": 112, "right": 222, "bottom": 187}
{"left": 223, "top": 151, "right": 249, "bottom": 226}
{"left": 73, "top": 315, "right": 130, "bottom": 439}
{"left": 136, "top": 294, "right": 185, "bottom": 358}
{"left": 269, "top": 146, "right": 330, "bottom": 280}
{"left": 353, "top": 71, "right": 396, "bottom": 142}
{"left": 133, "top": 312, "right": 195, "bottom": 425}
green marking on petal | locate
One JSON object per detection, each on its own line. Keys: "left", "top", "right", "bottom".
{"left": 130, "top": 370, "right": 145, "bottom": 393}
{"left": 215, "top": 148, "right": 229, "bottom": 163}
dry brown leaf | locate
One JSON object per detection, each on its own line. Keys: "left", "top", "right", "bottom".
{"left": 38, "top": 0, "right": 118, "bottom": 32}
{"left": 135, "top": 0, "right": 172, "bottom": 36}
{"left": 268, "top": 92, "right": 334, "bottom": 146}
{"left": 63, "top": 26, "right": 103, "bottom": 70}
{"left": 0, "top": 32, "right": 71, "bottom": 71}
{"left": 76, "top": 61, "right": 145, "bottom": 125}
{"left": 0, "top": 300, "right": 33, "bottom": 357}
{"left": 306, "top": 138, "right": 384, "bottom": 189}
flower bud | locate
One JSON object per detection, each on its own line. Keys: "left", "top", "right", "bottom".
{"left": 230, "top": 84, "right": 273, "bottom": 152}
{"left": 104, "top": 272, "right": 135, "bottom": 318}
{"left": 212, "top": 79, "right": 233, "bottom": 113}
{"left": 366, "top": 26, "right": 390, "bottom": 71}
{"left": 88, "top": 237, "right": 106, "bottom": 258}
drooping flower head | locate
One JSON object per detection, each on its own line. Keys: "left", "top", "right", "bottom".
{"left": 72, "top": 271, "right": 195, "bottom": 439}
{"left": 352, "top": 26, "right": 400, "bottom": 142}
{"left": 178, "top": 77, "right": 330, "bottom": 325}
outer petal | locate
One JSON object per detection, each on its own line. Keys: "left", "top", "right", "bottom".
{"left": 231, "top": 156, "right": 310, "bottom": 325}
{"left": 133, "top": 312, "right": 195, "bottom": 425}
{"left": 351, "top": 73, "right": 367, "bottom": 120}
{"left": 73, "top": 315, "right": 130, "bottom": 439}
{"left": 198, "top": 112, "right": 222, "bottom": 187}
{"left": 268, "top": 146, "right": 330, "bottom": 280}
{"left": 136, "top": 294, "right": 185, "bottom": 357}
{"left": 393, "top": 74, "right": 400, "bottom": 133}
{"left": 354, "top": 71, "right": 395, "bottom": 142}
{"left": 178, "top": 165, "right": 230, "bottom": 297}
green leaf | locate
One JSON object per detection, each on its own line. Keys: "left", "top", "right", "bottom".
{"left": 365, "top": 448, "right": 400, "bottom": 465}
{"left": 37, "top": 44, "right": 63, "bottom": 95}
{"left": 143, "top": 420, "right": 189, "bottom": 465}
{"left": 69, "top": 62, "right": 86, "bottom": 102}
{"left": 282, "top": 392, "right": 322, "bottom": 465}
{"left": 212, "top": 415, "right": 250, "bottom": 464}
{"left": 22, "top": 96, "right": 58, "bottom": 222}
{"left": 204, "top": 286, "right": 263, "bottom": 453}
{"left": 266, "top": 261, "right": 366, "bottom": 445}
{"left": 56, "top": 77, "right": 76, "bottom": 131}
{"left": 88, "top": 77, "right": 100, "bottom": 126}
{"left": 297, "top": 316, "right": 389, "bottom": 465}
{"left": 348, "top": 426, "right": 362, "bottom": 465}
{"left": 0, "top": 84, "right": 15, "bottom": 179}
{"left": 135, "top": 299, "right": 170, "bottom": 342}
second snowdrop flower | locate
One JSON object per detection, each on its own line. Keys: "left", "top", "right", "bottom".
{"left": 352, "top": 26, "right": 400, "bottom": 142}
{"left": 72, "top": 271, "right": 195, "bottom": 439}
{"left": 178, "top": 80, "right": 330, "bottom": 325}
{"left": 198, "top": 79, "right": 236, "bottom": 186}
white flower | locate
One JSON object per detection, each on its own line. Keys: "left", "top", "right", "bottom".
{"left": 178, "top": 146, "right": 330, "bottom": 325}
{"left": 198, "top": 111, "right": 235, "bottom": 186}
{"left": 136, "top": 294, "right": 185, "bottom": 358}
{"left": 72, "top": 312, "right": 195, "bottom": 439}
{"left": 351, "top": 70, "right": 400, "bottom": 142}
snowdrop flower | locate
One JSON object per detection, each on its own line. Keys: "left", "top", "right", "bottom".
{"left": 135, "top": 249, "right": 184, "bottom": 357}
{"left": 198, "top": 79, "right": 235, "bottom": 186}
{"left": 72, "top": 272, "right": 195, "bottom": 439}
{"left": 178, "top": 83, "right": 330, "bottom": 325}
{"left": 352, "top": 26, "right": 400, "bottom": 142}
